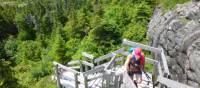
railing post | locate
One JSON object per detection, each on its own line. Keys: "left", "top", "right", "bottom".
{"left": 79, "top": 60, "right": 83, "bottom": 72}
{"left": 152, "top": 63, "right": 157, "bottom": 86}
{"left": 154, "top": 52, "right": 162, "bottom": 87}
{"left": 91, "top": 59, "right": 94, "bottom": 69}
{"left": 161, "top": 48, "right": 170, "bottom": 77}
{"left": 97, "top": 62, "right": 100, "bottom": 66}
{"left": 74, "top": 73, "right": 78, "bottom": 88}
{"left": 119, "top": 73, "right": 123, "bottom": 88}
{"left": 102, "top": 74, "right": 105, "bottom": 87}
{"left": 84, "top": 76, "right": 88, "bottom": 88}
{"left": 82, "top": 52, "right": 94, "bottom": 69}
{"left": 85, "top": 64, "right": 88, "bottom": 71}
{"left": 114, "top": 75, "right": 120, "bottom": 88}
{"left": 55, "top": 65, "right": 61, "bottom": 88}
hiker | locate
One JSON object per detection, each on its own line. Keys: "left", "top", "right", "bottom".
{"left": 124, "top": 47, "right": 145, "bottom": 84}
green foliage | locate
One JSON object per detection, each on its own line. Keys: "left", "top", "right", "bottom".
{"left": 0, "top": 0, "right": 158, "bottom": 87}
{"left": 91, "top": 23, "right": 121, "bottom": 46}
{"left": 0, "top": 15, "right": 18, "bottom": 40}
{"left": 4, "top": 37, "right": 18, "bottom": 58}
{"left": 33, "top": 76, "right": 56, "bottom": 88}
{"left": 123, "top": 23, "right": 147, "bottom": 42}
{"left": 158, "top": 0, "right": 189, "bottom": 11}
{"left": 0, "top": 59, "right": 22, "bottom": 88}
{"left": 48, "top": 27, "right": 65, "bottom": 62}
{"left": 104, "top": 5, "right": 123, "bottom": 25}
{"left": 145, "top": 63, "right": 154, "bottom": 73}
{"left": 15, "top": 41, "right": 41, "bottom": 63}
{"left": 133, "top": 1, "right": 152, "bottom": 24}
{"left": 14, "top": 13, "right": 36, "bottom": 40}
{"left": 31, "top": 58, "right": 51, "bottom": 80}
{"left": 65, "top": 38, "right": 81, "bottom": 60}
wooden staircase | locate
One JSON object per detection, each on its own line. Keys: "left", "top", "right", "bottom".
{"left": 52, "top": 39, "right": 193, "bottom": 88}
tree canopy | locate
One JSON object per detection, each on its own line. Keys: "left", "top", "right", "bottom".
{"left": 0, "top": 0, "right": 189, "bottom": 87}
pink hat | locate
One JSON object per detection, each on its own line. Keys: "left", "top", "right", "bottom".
{"left": 134, "top": 48, "right": 142, "bottom": 58}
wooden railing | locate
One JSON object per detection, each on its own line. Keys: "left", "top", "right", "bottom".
{"left": 122, "top": 39, "right": 193, "bottom": 88}
{"left": 160, "top": 48, "right": 170, "bottom": 77}
{"left": 157, "top": 76, "right": 193, "bottom": 88}
{"left": 53, "top": 39, "right": 193, "bottom": 88}
{"left": 53, "top": 61, "right": 80, "bottom": 88}
{"left": 123, "top": 70, "right": 137, "bottom": 88}
{"left": 67, "top": 60, "right": 94, "bottom": 72}
{"left": 82, "top": 52, "right": 94, "bottom": 66}
{"left": 123, "top": 39, "right": 161, "bottom": 54}
{"left": 94, "top": 48, "right": 124, "bottom": 65}
{"left": 82, "top": 66, "right": 105, "bottom": 88}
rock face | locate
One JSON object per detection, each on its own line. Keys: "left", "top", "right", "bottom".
{"left": 148, "top": 2, "right": 200, "bottom": 87}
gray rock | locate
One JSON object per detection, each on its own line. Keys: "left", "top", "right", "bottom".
{"left": 188, "top": 80, "right": 199, "bottom": 88}
{"left": 148, "top": 2, "right": 200, "bottom": 87}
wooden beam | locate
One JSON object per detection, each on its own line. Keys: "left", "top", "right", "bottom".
{"left": 104, "top": 54, "right": 117, "bottom": 70}
{"left": 74, "top": 73, "right": 78, "bottom": 88}
{"left": 55, "top": 65, "right": 61, "bottom": 88}
{"left": 84, "top": 76, "right": 88, "bottom": 88}
{"left": 94, "top": 62, "right": 109, "bottom": 68}
{"left": 79, "top": 60, "right": 83, "bottom": 72}
{"left": 53, "top": 61, "right": 79, "bottom": 74}
{"left": 82, "top": 52, "right": 94, "bottom": 60}
{"left": 146, "top": 57, "right": 159, "bottom": 65}
{"left": 157, "top": 62, "right": 163, "bottom": 76}
{"left": 94, "top": 48, "right": 124, "bottom": 63}
{"left": 123, "top": 70, "right": 137, "bottom": 88}
{"left": 82, "top": 61, "right": 94, "bottom": 67}
{"left": 69, "top": 66, "right": 80, "bottom": 69}
{"left": 122, "top": 39, "right": 161, "bottom": 54}
{"left": 157, "top": 76, "right": 193, "bottom": 88}
{"left": 67, "top": 60, "right": 80, "bottom": 65}
{"left": 160, "top": 48, "right": 170, "bottom": 76}
{"left": 121, "top": 51, "right": 129, "bottom": 56}
{"left": 83, "top": 66, "right": 105, "bottom": 76}
{"left": 115, "top": 57, "right": 124, "bottom": 62}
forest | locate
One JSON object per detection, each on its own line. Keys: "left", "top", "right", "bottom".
{"left": 0, "top": 0, "right": 189, "bottom": 88}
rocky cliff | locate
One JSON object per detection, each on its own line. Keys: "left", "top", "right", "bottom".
{"left": 148, "top": 2, "right": 200, "bottom": 87}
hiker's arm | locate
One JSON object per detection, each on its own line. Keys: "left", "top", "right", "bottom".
{"left": 124, "top": 55, "right": 131, "bottom": 70}
{"left": 140, "top": 53, "right": 145, "bottom": 70}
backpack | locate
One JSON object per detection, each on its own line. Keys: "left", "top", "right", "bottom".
{"left": 130, "top": 55, "right": 140, "bottom": 67}
{"left": 129, "top": 53, "right": 145, "bottom": 71}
